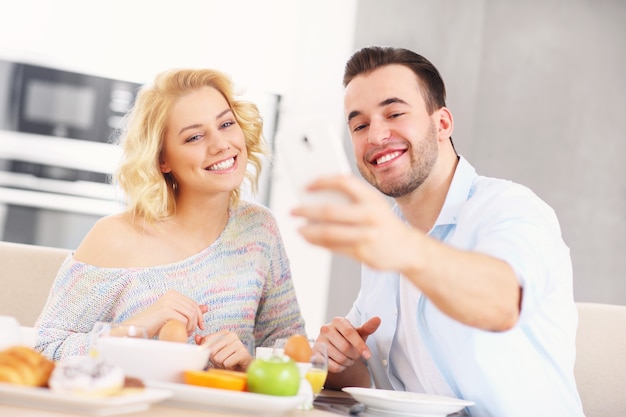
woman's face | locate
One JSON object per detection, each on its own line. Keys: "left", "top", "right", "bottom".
{"left": 160, "top": 86, "right": 248, "bottom": 198}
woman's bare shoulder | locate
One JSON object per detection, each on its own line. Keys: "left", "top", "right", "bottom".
{"left": 74, "top": 212, "right": 143, "bottom": 267}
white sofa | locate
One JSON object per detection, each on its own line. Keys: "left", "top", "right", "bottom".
{"left": 574, "top": 302, "right": 626, "bottom": 417}
{"left": 0, "top": 240, "right": 70, "bottom": 327}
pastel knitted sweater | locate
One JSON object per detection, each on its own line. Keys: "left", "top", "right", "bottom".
{"left": 34, "top": 201, "right": 305, "bottom": 361}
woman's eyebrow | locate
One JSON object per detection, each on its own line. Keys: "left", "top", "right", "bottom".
{"left": 177, "top": 108, "right": 233, "bottom": 135}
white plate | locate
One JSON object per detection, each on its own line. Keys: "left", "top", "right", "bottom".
{"left": 147, "top": 380, "right": 305, "bottom": 416}
{"left": 342, "top": 387, "right": 474, "bottom": 417}
{"left": 0, "top": 383, "right": 171, "bottom": 416}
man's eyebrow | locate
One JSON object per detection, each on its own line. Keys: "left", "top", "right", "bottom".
{"left": 381, "top": 97, "right": 408, "bottom": 107}
{"left": 177, "top": 108, "right": 233, "bottom": 135}
{"left": 347, "top": 110, "right": 361, "bottom": 123}
{"left": 346, "top": 97, "right": 409, "bottom": 123}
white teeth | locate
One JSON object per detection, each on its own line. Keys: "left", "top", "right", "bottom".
{"left": 208, "top": 157, "right": 235, "bottom": 171}
{"left": 376, "top": 151, "right": 402, "bottom": 165}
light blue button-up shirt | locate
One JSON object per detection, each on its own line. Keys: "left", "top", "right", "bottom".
{"left": 346, "top": 156, "right": 584, "bottom": 417}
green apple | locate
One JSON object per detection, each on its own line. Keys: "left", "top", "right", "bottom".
{"left": 246, "top": 355, "right": 300, "bottom": 396}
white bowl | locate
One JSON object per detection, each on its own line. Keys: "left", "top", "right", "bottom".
{"left": 0, "top": 315, "right": 21, "bottom": 350}
{"left": 255, "top": 346, "right": 283, "bottom": 359}
{"left": 97, "top": 337, "right": 210, "bottom": 383}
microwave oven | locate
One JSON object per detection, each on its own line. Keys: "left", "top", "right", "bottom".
{"left": 0, "top": 59, "right": 141, "bottom": 143}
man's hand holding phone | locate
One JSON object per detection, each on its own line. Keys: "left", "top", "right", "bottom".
{"left": 278, "top": 120, "right": 352, "bottom": 206}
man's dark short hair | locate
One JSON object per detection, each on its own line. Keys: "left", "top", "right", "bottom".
{"left": 343, "top": 46, "right": 447, "bottom": 115}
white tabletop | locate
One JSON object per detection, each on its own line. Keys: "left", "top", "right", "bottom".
{"left": 0, "top": 387, "right": 352, "bottom": 417}
{"left": 0, "top": 403, "right": 336, "bottom": 417}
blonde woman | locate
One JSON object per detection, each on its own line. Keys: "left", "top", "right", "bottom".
{"left": 35, "top": 68, "right": 305, "bottom": 370}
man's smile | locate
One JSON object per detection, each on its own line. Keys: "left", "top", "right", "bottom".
{"left": 374, "top": 150, "right": 404, "bottom": 166}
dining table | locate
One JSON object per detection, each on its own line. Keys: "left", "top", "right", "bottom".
{"left": 0, "top": 388, "right": 375, "bottom": 417}
{"left": 2, "top": 329, "right": 470, "bottom": 417}
{"left": 0, "top": 403, "right": 339, "bottom": 417}
{"left": 1, "top": 328, "right": 384, "bottom": 417}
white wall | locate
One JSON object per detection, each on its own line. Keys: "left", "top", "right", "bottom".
{"left": 0, "top": 0, "right": 358, "bottom": 336}
{"left": 0, "top": 1, "right": 296, "bottom": 89}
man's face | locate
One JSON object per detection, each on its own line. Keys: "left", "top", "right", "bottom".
{"left": 344, "top": 64, "right": 439, "bottom": 198}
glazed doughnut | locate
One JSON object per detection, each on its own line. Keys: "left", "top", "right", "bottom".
{"left": 49, "top": 356, "right": 125, "bottom": 397}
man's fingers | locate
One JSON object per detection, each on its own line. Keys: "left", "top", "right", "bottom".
{"left": 322, "top": 317, "right": 374, "bottom": 362}
{"left": 357, "top": 316, "right": 382, "bottom": 338}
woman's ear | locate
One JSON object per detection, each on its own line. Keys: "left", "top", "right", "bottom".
{"left": 159, "top": 157, "right": 171, "bottom": 173}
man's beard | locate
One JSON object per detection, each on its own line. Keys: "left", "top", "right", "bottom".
{"left": 358, "top": 121, "right": 439, "bottom": 198}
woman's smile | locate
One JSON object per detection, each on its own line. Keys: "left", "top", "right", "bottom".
{"left": 206, "top": 156, "right": 236, "bottom": 171}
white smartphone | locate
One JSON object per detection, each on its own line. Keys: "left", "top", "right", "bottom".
{"left": 278, "top": 120, "right": 353, "bottom": 205}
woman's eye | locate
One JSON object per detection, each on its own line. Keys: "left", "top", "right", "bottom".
{"left": 221, "top": 120, "right": 236, "bottom": 129}
{"left": 186, "top": 134, "right": 202, "bottom": 143}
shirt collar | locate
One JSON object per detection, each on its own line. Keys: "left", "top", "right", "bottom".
{"left": 434, "top": 155, "right": 476, "bottom": 226}
{"left": 392, "top": 155, "right": 477, "bottom": 227}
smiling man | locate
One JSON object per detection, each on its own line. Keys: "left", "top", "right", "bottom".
{"left": 292, "top": 46, "right": 584, "bottom": 417}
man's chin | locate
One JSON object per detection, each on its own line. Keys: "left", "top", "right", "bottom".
{"left": 376, "top": 177, "right": 419, "bottom": 198}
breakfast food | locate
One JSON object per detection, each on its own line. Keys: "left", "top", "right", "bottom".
{"left": 283, "top": 334, "right": 312, "bottom": 363}
{"left": 183, "top": 368, "right": 248, "bottom": 391}
{"left": 246, "top": 355, "right": 300, "bottom": 396}
{"left": 158, "top": 320, "right": 188, "bottom": 343}
{"left": 49, "top": 356, "right": 125, "bottom": 397}
{"left": 122, "top": 376, "right": 146, "bottom": 394}
{"left": 0, "top": 346, "right": 55, "bottom": 386}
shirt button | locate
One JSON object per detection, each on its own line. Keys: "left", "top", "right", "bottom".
{"left": 382, "top": 359, "right": 388, "bottom": 367}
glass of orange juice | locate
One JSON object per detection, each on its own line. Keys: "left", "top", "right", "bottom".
{"left": 272, "top": 337, "right": 329, "bottom": 410}
{"left": 305, "top": 341, "right": 328, "bottom": 396}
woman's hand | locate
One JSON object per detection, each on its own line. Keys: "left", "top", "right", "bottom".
{"left": 123, "top": 289, "right": 207, "bottom": 338}
{"left": 195, "top": 330, "right": 252, "bottom": 371}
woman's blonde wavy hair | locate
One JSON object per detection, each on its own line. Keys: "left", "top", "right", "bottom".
{"left": 114, "top": 68, "right": 268, "bottom": 224}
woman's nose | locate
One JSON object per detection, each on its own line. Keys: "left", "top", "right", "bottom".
{"left": 207, "top": 134, "right": 231, "bottom": 154}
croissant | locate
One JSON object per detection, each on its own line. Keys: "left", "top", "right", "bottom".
{"left": 0, "top": 346, "right": 55, "bottom": 387}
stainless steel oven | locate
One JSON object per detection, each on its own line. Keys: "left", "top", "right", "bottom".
{"left": 0, "top": 59, "right": 140, "bottom": 249}
{"left": 0, "top": 129, "right": 127, "bottom": 249}
{"left": 2, "top": 59, "right": 140, "bottom": 142}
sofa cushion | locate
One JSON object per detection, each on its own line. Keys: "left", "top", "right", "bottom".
{"left": 0, "top": 241, "right": 70, "bottom": 326}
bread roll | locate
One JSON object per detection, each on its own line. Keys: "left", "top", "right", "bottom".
{"left": 0, "top": 346, "right": 55, "bottom": 387}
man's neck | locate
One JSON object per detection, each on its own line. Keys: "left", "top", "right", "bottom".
{"left": 396, "top": 152, "right": 459, "bottom": 233}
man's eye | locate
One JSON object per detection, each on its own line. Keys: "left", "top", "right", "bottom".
{"left": 389, "top": 112, "right": 404, "bottom": 119}
{"left": 353, "top": 123, "right": 367, "bottom": 132}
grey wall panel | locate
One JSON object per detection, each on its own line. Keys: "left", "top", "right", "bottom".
{"left": 327, "top": 0, "right": 626, "bottom": 321}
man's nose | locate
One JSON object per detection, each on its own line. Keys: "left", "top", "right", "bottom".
{"left": 367, "top": 120, "right": 390, "bottom": 145}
